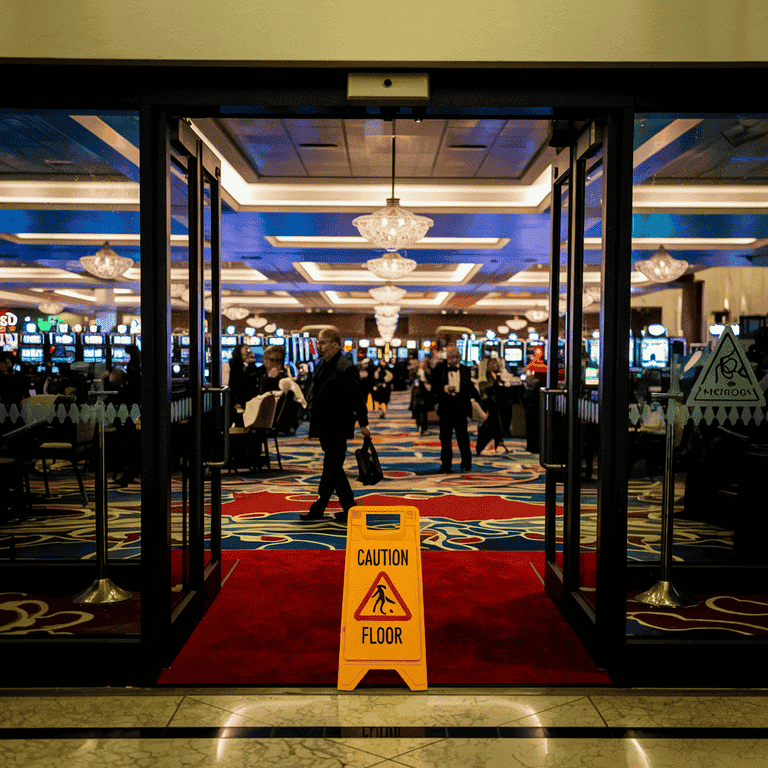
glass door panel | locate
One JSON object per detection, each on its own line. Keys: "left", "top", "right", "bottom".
{"left": 577, "top": 149, "right": 604, "bottom": 607}
{"left": 169, "top": 149, "right": 191, "bottom": 606}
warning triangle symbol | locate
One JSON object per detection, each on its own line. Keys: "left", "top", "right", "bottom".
{"left": 686, "top": 326, "right": 766, "bottom": 408}
{"left": 354, "top": 571, "right": 412, "bottom": 622}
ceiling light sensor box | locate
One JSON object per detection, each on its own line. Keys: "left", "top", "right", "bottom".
{"left": 347, "top": 73, "right": 429, "bottom": 104}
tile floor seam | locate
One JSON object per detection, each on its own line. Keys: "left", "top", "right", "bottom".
{"left": 587, "top": 695, "right": 612, "bottom": 729}
{"left": 179, "top": 696, "right": 276, "bottom": 728}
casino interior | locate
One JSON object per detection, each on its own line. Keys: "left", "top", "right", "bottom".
{"left": 1, "top": 78, "right": 768, "bottom": 702}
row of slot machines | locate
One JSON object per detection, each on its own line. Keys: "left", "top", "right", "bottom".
{"left": 460, "top": 337, "right": 556, "bottom": 372}
{"left": 12, "top": 330, "right": 139, "bottom": 372}
{"left": 171, "top": 332, "right": 319, "bottom": 377}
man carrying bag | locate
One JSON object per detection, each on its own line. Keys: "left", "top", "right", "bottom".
{"left": 300, "top": 326, "right": 370, "bottom": 524}
{"left": 355, "top": 434, "right": 383, "bottom": 486}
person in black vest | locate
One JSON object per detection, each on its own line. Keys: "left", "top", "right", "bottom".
{"left": 301, "top": 326, "right": 370, "bottom": 524}
{"left": 432, "top": 345, "right": 482, "bottom": 473}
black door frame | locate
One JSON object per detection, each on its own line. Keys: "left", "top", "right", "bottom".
{"left": 542, "top": 113, "right": 633, "bottom": 666}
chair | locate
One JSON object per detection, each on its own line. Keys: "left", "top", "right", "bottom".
{"left": 0, "top": 417, "right": 47, "bottom": 522}
{"left": 38, "top": 410, "right": 97, "bottom": 505}
{"left": 229, "top": 392, "right": 281, "bottom": 472}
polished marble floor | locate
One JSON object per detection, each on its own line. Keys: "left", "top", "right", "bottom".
{"left": 2, "top": 687, "right": 768, "bottom": 766}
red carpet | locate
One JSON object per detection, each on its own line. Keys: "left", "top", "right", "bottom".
{"left": 158, "top": 550, "right": 611, "bottom": 686}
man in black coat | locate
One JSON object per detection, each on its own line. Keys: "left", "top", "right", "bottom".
{"left": 301, "top": 326, "right": 370, "bottom": 524}
{"left": 432, "top": 345, "right": 482, "bottom": 473}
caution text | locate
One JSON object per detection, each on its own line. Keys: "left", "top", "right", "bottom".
{"left": 357, "top": 548, "right": 409, "bottom": 567}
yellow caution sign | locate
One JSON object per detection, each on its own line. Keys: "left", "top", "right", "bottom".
{"left": 686, "top": 326, "right": 766, "bottom": 408}
{"left": 338, "top": 506, "right": 427, "bottom": 691}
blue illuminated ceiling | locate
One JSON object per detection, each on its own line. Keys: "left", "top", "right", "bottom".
{"left": 0, "top": 112, "right": 766, "bottom": 314}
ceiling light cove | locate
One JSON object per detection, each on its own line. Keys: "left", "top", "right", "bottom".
{"left": 295, "top": 261, "right": 480, "bottom": 285}
{"left": 267, "top": 236, "right": 509, "bottom": 250}
{"left": 323, "top": 290, "right": 451, "bottom": 308}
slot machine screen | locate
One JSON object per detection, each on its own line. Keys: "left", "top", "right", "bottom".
{"left": 221, "top": 335, "right": 239, "bottom": 347}
{"left": 111, "top": 334, "right": 132, "bottom": 346}
{"left": 505, "top": 347, "right": 523, "bottom": 363}
{"left": 397, "top": 347, "right": 408, "bottom": 359}
{"left": 83, "top": 347, "right": 107, "bottom": 363}
{"left": 242, "top": 335, "right": 260, "bottom": 346}
{"left": 50, "top": 344, "right": 76, "bottom": 363}
{"left": 180, "top": 348, "right": 190, "bottom": 363}
{"left": 640, "top": 338, "right": 669, "bottom": 369}
{"left": 22, "top": 333, "right": 44, "bottom": 346}
{"left": 21, "top": 347, "right": 44, "bottom": 363}
{"left": 587, "top": 339, "right": 600, "bottom": 366}
{"left": 1, "top": 332, "right": 18, "bottom": 351}
{"left": 367, "top": 347, "right": 379, "bottom": 360}
{"left": 179, "top": 335, "right": 190, "bottom": 347}
{"left": 584, "top": 366, "right": 599, "bottom": 386}
{"left": 222, "top": 348, "right": 234, "bottom": 363}
{"left": 111, "top": 347, "right": 130, "bottom": 363}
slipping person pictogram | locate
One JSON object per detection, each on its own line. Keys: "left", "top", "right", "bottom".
{"left": 372, "top": 584, "right": 396, "bottom": 615}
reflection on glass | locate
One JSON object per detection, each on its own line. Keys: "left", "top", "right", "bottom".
{"left": 626, "top": 114, "right": 768, "bottom": 638}
{"left": 0, "top": 109, "right": 142, "bottom": 634}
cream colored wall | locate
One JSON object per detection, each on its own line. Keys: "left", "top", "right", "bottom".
{"left": 631, "top": 267, "right": 768, "bottom": 339}
{"left": 1, "top": 0, "right": 767, "bottom": 64}
{"left": 632, "top": 287, "right": 683, "bottom": 337}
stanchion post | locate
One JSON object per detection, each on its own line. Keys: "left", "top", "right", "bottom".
{"left": 635, "top": 355, "right": 698, "bottom": 609}
{"left": 72, "top": 392, "right": 132, "bottom": 605}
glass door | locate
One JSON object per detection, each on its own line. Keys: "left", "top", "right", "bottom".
{"left": 543, "top": 114, "right": 633, "bottom": 662}
{"left": 168, "top": 119, "right": 226, "bottom": 614}
{"left": 140, "top": 111, "right": 226, "bottom": 673}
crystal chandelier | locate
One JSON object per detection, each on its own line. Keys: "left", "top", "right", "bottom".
{"left": 353, "top": 120, "right": 433, "bottom": 251}
{"left": 247, "top": 316, "right": 268, "bottom": 329}
{"left": 79, "top": 241, "right": 134, "bottom": 279}
{"left": 369, "top": 283, "right": 408, "bottom": 304}
{"left": 525, "top": 309, "right": 549, "bottom": 323}
{"left": 38, "top": 301, "right": 65, "bottom": 315}
{"left": 635, "top": 245, "right": 689, "bottom": 283}
{"left": 365, "top": 250, "right": 417, "bottom": 280}
{"left": 373, "top": 304, "right": 400, "bottom": 317}
{"left": 222, "top": 306, "right": 250, "bottom": 321}
{"left": 506, "top": 317, "right": 528, "bottom": 331}
{"left": 583, "top": 287, "right": 602, "bottom": 307}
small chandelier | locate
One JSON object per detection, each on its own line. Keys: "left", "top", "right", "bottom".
{"left": 247, "top": 316, "right": 268, "bottom": 329}
{"left": 525, "top": 309, "right": 549, "bottom": 323}
{"left": 369, "top": 283, "right": 408, "bottom": 304}
{"left": 366, "top": 251, "right": 417, "bottom": 280}
{"left": 635, "top": 245, "right": 689, "bottom": 283}
{"left": 497, "top": 325, "right": 509, "bottom": 335}
{"left": 506, "top": 317, "right": 528, "bottom": 331}
{"left": 353, "top": 120, "right": 433, "bottom": 251}
{"left": 222, "top": 306, "right": 250, "bottom": 321}
{"left": 38, "top": 301, "right": 65, "bottom": 315}
{"left": 79, "top": 241, "right": 133, "bottom": 279}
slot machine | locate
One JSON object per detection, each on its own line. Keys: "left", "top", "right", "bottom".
{"left": 19, "top": 330, "right": 47, "bottom": 371}
{"left": 220, "top": 333, "right": 239, "bottom": 364}
{"left": 110, "top": 329, "right": 134, "bottom": 367}
{"left": 49, "top": 329, "right": 77, "bottom": 370}
{"left": 502, "top": 340, "right": 524, "bottom": 372}
{"left": 81, "top": 331, "right": 108, "bottom": 365}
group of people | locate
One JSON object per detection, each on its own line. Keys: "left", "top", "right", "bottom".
{"left": 299, "top": 331, "right": 524, "bottom": 524}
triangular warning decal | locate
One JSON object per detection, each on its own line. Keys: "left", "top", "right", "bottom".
{"left": 354, "top": 571, "right": 412, "bottom": 622}
{"left": 686, "top": 326, "right": 766, "bottom": 408}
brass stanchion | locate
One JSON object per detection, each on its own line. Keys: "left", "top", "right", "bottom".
{"left": 636, "top": 356, "right": 698, "bottom": 609}
{"left": 72, "top": 392, "right": 132, "bottom": 604}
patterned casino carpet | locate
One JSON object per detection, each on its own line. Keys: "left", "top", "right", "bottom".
{"left": 2, "top": 390, "right": 765, "bottom": 641}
